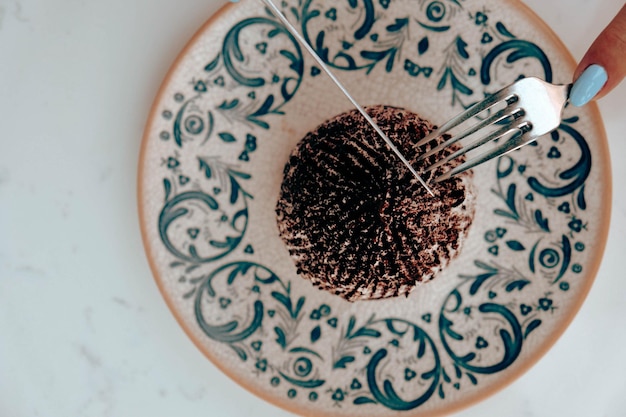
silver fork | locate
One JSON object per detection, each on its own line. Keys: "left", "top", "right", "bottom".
{"left": 417, "top": 77, "right": 572, "bottom": 183}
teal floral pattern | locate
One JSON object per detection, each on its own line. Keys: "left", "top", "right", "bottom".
{"left": 145, "top": 0, "right": 600, "bottom": 413}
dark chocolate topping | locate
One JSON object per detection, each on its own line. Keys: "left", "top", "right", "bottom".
{"left": 276, "top": 105, "right": 475, "bottom": 301}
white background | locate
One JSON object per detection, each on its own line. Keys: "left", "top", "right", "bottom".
{"left": 1, "top": 0, "right": 625, "bottom": 416}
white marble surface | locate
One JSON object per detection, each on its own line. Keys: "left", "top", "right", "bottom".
{"left": 1, "top": 0, "right": 625, "bottom": 416}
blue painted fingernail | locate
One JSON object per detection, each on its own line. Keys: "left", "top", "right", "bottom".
{"left": 570, "top": 64, "right": 607, "bottom": 107}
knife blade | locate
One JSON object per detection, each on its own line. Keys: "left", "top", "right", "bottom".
{"left": 258, "top": 0, "right": 435, "bottom": 197}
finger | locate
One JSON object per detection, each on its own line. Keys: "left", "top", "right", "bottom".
{"left": 571, "top": 4, "right": 626, "bottom": 105}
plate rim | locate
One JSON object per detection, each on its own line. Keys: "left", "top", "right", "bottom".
{"left": 136, "top": 1, "right": 613, "bottom": 415}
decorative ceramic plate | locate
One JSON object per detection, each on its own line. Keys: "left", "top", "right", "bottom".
{"left": 138, "top": 0, "right": 611, "bottom": 415}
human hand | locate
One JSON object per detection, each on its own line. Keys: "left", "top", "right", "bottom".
{"left": 570, "top": 3, "right": 626, "bottom": 106}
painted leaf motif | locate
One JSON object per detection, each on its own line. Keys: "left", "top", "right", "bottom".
{"left": 290, "top": 7, "right": 299, "bottom": 21}
{"left": 333, "top": 356, "right": 355, "bottom": 368}
{"left": 506, "top": 183, "right": 518, "bottom": 213}
{"left": 360, "top": 49, "right": 397, "bottom": 73}
{"left": 229, "top": 344, "right": 247, "bottom": 361}
{"left": 354, "top": 397, "right": 377, "bottom": 405}
{"left": 456, "top": 36, "right": 470, "bottom": 59}
{"left": 386, "top": 18, "right": 409, "bottom": 32}
{"left": 271, "top": 291, "right": 292, "bottom": 312}
{"left": 577, "top": 185, "right": 587, "bottom": 210}
{"left": 182, "top": 287, "right": 196, "bottom": 299}
{"left": 274, "top": 327, "right": 287, "bottom": 349}
{"left": 311, "top": 325, "right": 321, "bottom": 343}
{"left": 441, "top": 316, "right": 464, "bottom": 341}
{"left": 314, "top": 31, "right": 330, "bottom": 62}
{"left": 475, "top": 260, "right": 498, "bottom": 272}
{"left": 418, "top": 37, "right": 429, "bottom": 54}
{"left": 279, "top": 372, "right": 325, "bottom": 388}
{"left": 229, "top": 169, "right": 251, "bottom": 180}
{"left": 451, "top": 72, "right": 473, "bottom": 95}
{"left": 417, "top": 337, "right": 426, "bottom": 358}
{"left": 218, "top": 99, "right": 239, "bottom": 110}
{"left": 198, "top": 158, "right": 212, "bottom": 178}
{"left": 466, "top": 372, "right": 478, "bottom": 385}
{"left": 534, "top": 209, "right": 550, "bottom": 232}
{"left": 469, "top": 272, "right": 497, "bottom": 295}
{"left": 173, "top": 101, "right": 189, "bottom": 147}
{"left": 293, "top": 296, "right": 305, "bottom": 318}
{"left": 218, "top": 132, "right": 237, "bottom": 143}
{"left": 421, "top": 368, "right": 437, "bottom": 380}
{"left": 163, "top": 178, "right": 172, "bottom": 201}
{"left": 436, "top": 68, "right": 449, "bottom": 90}
{"left": 442, "top": 368, "right": 451, "bottom": 383}
{"left": 551, "top": 130, "right": 560, "bottom": 142}
{"left": 245, "top": 98, "right": 274, "bottom": 129}
{"left": 496, "top": 22, "right": 515, "bottom": 38}
{"left": 506, "top": 240, "right": 525, "bottom": 251}
{"left": 524, "top": 319, "right": 542, "bottom": 339}
{"left": 361, "top": 50, "right": 390, "bottom": 60}
{"left": 209, "top": 239, "right": 231, "bottom": 249}
{"left": 454, "top": 364, "right": 462, "bottom": 379}
{"left": 252, "top": 94, "right": 274, "bottom": 115}
{"left": 227, "top": 264, "right": 249, "bottom": 284}
{"left": 494, "top": 208, "right": 517, "bottom": 219}
{"left": 505, "top": 279, "right": 531, "bottom": 292}
{"left": 229, "top": 176, "right": 241, "bottom": 204}
{"left": 204, "top": 53, "right": 221, "bottom": 72}
{"left": 280, "top": 49, "right": 302, "bottom": 72}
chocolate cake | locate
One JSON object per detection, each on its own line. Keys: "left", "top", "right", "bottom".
{"left": 275, "top": 105, "right": 475, "bottom": 301}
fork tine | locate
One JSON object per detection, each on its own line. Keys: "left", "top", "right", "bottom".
{"left": 415, "top": 91, "right": 517, "bottom": 148}
{"left": 434, "top": 122, "right": 532, "bottom": 183}
{"left": 417, "top": 107, "right": 521, "bottom": 162}
{"left": 460, "top": 121, "right": 535, "bottom": 165}
{"left": 423, "top": 120, "right": 520, "bottom": 174}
